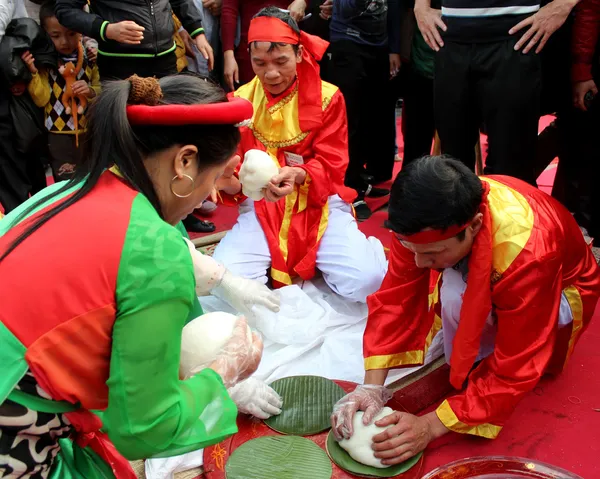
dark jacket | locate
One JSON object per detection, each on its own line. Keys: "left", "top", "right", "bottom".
{"left": 55, "top": 0, "right": 205, "bottom": 57}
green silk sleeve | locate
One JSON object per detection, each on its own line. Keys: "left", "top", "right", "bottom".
{"left": 102, "top": 195, "right": 237, "bottom": 460}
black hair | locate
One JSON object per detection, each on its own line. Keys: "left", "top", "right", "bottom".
{"left": 387, "top": 155, "right": 483, "bottom": 240}
{"left": 0, "top": 75, "right": 240, "bottom": 262}
{"left": 40, "top": 1, "right": 57, "bottom": 28}
{"left": 250, "top": 6, "right": 300, "bottom": 54}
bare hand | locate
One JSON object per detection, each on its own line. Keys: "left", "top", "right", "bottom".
{"left": 509, "top": 0, "right": 575, "bottom": 54}
{"left": 224, "top": 51, "right": 239, "bottom": 91}
{"left": 372, "top": 412, "right": 443, "bottom": 465}
{"left": 203, "top": 0, "right": 222, "bottom": 16}
{"left": 195, "top": 34, "right": 214, "bottom": 70}
{"left": 86, "top": 46, "right": 98, "bottom": 63}
{"left": 320, "top": 0, "right": 333, "bottom": 20}
{"left": 21, "top": 51, "right": 37, "bottom": 74}
{"left": 179, "top": 29, "right": 196, "bottom": 58}
{"left": 106, "top": 21, "right": 145, "bottom": 45}
{"left": 72, "top": 80, "right": 93, "bottom": 97}
{"left": 414, "top": 6, "right": 446, "bottom": 51}
{"left": 264, "top": 167, "right": 302, "bottom": 202}
{"left": 288, "top": 0, "right": 307, "bottom": 22}
{"left": 215, "top": 155, "right": 242, "bottom": 195}
{"left": 389, "top": 53, "right": 401, "bottom": 78}
{"left": 573, "top": 79, "right": 598, "bottom": 111}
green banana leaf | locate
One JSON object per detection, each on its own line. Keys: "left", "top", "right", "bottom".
{"left": 325, "top": 430, "right": 423, "bottom": 478}
{"left": 264, "top": 375, "right": 346, "bottom": 436}
{"left": 225, "top": 436, "right": 333, "bottom": 479}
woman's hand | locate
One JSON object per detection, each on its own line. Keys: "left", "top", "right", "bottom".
{"left": 203, "top": 0, "right": 223, "bottom": 16}
{"left": 414, "top": 5, "right": 446, "bottom": 51}
{"left": 228, "top": 378, "right": 283, "bottom": 419}
{"left": 389, "top": 53, "right": 401, "bottom": 79}
{"left": 195, "top": 33, "right": 215, "bottom": 71}
{"left": 208, "top": 317, "right": 264, "bottom": 388}
{"left": 215, "top": 155, "right": 242, "bottom": 195}
{"left": 224, "top": 50, "right": 239, "bottom": 92}
{"left": 21, "top": 51, "right": 37, "bottom": 74}
{"left": 179, "top": 29, "right": 196, "bottom": 58}
{"left": 371, "top": 411, "right": 449, "bottom": 465}
{"left": 320, "top": 0, "right": 333, "bottom": 20}
{"left": 106, "top": 21, "right": 145, "bottom": 44}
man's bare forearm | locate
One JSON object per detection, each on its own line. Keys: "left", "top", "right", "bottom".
{"left": 364, "top": 369, "right": 389, "bottom": 386}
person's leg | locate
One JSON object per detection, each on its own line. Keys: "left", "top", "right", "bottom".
{"left": 315, "top": 196, "right": 387, "bottom": 302}
{"left": 329, "top": 40, "right": 369, "bottom": 192}
{"left": 0, "top": 92, "right": 31, "bottom": 213}
{"left": 402, "top": 65, "right": 436, "bottom": 166}
{"left": 47, "top": 134, "right": 79, "bottom": 182}
{"left": 363, "top": 47, "right": 396, "bottom": 184}
{"left": 476, "top": 40, "right": 541, "bottom": 185}
{"left": 211, "top": 202, "right": 272, "bottom": 283}
{"left": 434, "top": 41, "right": 479, "bottom": 170}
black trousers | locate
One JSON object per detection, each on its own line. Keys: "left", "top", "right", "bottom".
{"left": 434, "top": 39, "right": 542, "bottom": 184}
{"left": 328, "top": 40, "right": 396, "bottom": 192}
{"left": 401, "top": 65, "right": 435, "bottom": 166}
{"left": 97, "top": 52, "right": 178, "bottom": 80}
{"left": 0, "top": 89, "right": 43, "bottom": 214}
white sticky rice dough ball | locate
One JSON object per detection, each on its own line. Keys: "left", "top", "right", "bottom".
{"left": 238, "top": 149, "right": 280, "bottom": 201}
{"left": 179, "top": 312, "right": 252, "bottom": 379}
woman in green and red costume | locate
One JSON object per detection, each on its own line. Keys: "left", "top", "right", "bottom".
{"left": 0, "top": 74, "right": 283, "bottom": 478}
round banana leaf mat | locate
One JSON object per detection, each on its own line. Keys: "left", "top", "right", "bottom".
{"left": 225, "top": 435, "right": 333, "bottom": 479}
{"left": 264, "top": 375, "right": 346, "bottom": 436}
{"left": 325, "top": 430, "right": 423, "bottom": 478}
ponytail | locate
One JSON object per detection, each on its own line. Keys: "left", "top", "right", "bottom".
{"left": 0, "top": 74, "right": 240, "bottom": 263}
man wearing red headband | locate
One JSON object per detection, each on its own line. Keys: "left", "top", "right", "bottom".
{"left": 331, "top": 156, "right": 600, "bottom": 464}
{"left": 213, "top": 7, "right": 387, "bottom": 302}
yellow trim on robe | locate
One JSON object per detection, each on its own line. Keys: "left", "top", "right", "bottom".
{"left": 297, "top": 176, "right": 311, "bottom": 213}
{"left": 563, "top": 285, "right": 584, "bottom": 363}
{"left": 317, "top": 202, "right": 329, "bottom": 243}
{"left": 278, "top": 189, "right": 299, "bottom": 263}
{"left": 435, "top": 400, "right": 503, "bottom": 439}
{"left": 482, "top": 178, "right": 534, "bottom": 276}
{"left": 270, "top": 268, "right": 293, "bottom": 285}
{"left": 364, "top": 278, "right": 443, "bottom": 370}
{"left": 364, "top": 351, "right": 424, "bottom": 370}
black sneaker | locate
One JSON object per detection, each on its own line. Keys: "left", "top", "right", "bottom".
{"left": 365, "top": 184, "right": 390, "bottom": 198}
{"left": 353, "top": 199, "right": 372, "bottom": 221}
{"left": 183, "top": 215, "right": 216, "bottom": 233}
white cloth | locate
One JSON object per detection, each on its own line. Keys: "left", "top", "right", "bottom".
{"left": 0, "top": 0, "right": 27, "bottom": 43}
{"left": 146, "top": 277, "right": 443, "bottom": 479}
{"left": 212, "top": 195, "right": 388, "bottom": 303}
{"left": 440, "top": 267, "right": 574, "bottom": 363}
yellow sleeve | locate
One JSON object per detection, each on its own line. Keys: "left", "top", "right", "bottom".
{"left": 90, "top": 65, "right": 101, "bottom": 97}
{"left": 27, "top": 71, "right": 51, "bottom": 108}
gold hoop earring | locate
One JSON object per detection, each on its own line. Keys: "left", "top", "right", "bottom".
{"left": 170, "top": 174, "right": 195, "bottom": 198}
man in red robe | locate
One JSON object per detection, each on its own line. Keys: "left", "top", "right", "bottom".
{"left": 331, "top": 156, "right": 600, "bottom": 464}
{"left": 213, "top": 7, "right": 387, "bottom": 302}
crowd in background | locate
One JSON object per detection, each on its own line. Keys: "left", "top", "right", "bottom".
{"left": 1, "top": 0, "right": 600, "bottom": 231}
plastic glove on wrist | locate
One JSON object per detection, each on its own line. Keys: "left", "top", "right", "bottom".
{"left": 183, "top": 238, "right": 226, "bottom": 296}
{"left": 330, "top": 384, "right": 393, "bottom": 441}
{"left": 213, "top": 270, "right": 280, "bottom": 318}
{"left": 208, "top": 317, "right": 264, "bottom": 388}
{"left": 228, "top": 377, "right": 283, "bottom": 419}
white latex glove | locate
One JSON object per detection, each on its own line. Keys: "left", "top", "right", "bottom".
{"left": 228, "top": 377, "right": 283, "bottom": 419}
{"left": 212, "top": 270, "right": 281, "bottom": 318}
{"left": 184, "top": 238, "right": 227, "bottom": 296}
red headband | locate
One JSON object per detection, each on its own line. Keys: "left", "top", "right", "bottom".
{"left": 126, "top": 97, "right": 253, "bottom": 126}
{"left": 248, "top": 16, "right": 300, "bottom": 44}
{"left": 247, "top": 16, "right": 329, "bottom": 131}
{"left": 395, "top": 223, "right": 470, "bottom": 244}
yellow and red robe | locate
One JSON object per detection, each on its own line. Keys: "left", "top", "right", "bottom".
{"left": 364, "top": 176, "right": 600, "bottom": 438}
{"left": 222, "top": 77, "right": 356, "bottom": 288}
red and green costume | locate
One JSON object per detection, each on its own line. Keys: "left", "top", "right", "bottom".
{"left": 0, "top": 171, "right": 238, "bottom": 478}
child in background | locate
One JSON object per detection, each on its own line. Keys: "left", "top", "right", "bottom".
{"left": 21, "top": 1, "right": 100, "bottom": 182}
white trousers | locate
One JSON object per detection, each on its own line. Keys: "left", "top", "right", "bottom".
{"left": 440, "top": 267, "right": 574, "bottom": 363}
{"left": 212, "top": 195, "right": 388, "bottom": 302}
